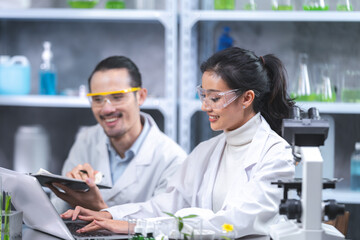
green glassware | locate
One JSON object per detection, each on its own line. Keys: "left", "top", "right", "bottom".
{"left": 272, "top": 5, "right": 293, "bottom": 10}
{"left": 106, "top": 0, "right": 126, "bottom": 9}
{"left": 337, "top": 4, "right": 353, "bottom": 10}
{"left": 303, "top": 0, "right": 329, "bottom": 10}
{"left": 303, "top": 5, "right": 329, "bottom": 10}
{"left": 272, "top": 0, "right": 293, "bottom": 10}
{"left": 337, "top": 0, "right": 353, "bottom": 11}
{"left": 341, "top": 89, "right": 360, "bottom": 102}
{"left": 67, "top": 0, "right": 98, "bottom": 8}
{"left": 214, "top": 0, "right": 235, "bottom": 10}
{"left": 244, "top": 0, "right": 256, "bottom": 10}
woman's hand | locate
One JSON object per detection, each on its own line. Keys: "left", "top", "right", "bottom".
{"left": 76, "top": 218, "right": 129, "bottom": 234}
{"left": 60, "top": 206, "right": 112, "bottom": 221}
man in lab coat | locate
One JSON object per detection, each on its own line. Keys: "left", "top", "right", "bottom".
{"left": 49, "top": 56, "right": 187, "bottom": 213}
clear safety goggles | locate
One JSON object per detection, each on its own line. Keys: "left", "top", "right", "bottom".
{"left": 196, "top": 85, "right": 242, "bottom": 110}
{"left": 86, "top": 87, "right": 141, "bottom": 107}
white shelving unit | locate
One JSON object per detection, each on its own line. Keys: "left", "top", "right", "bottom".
{"left": 0, "top": 1, "right": 178, "bottom": 140}
{"left": 0, "top": 95, "right": 170, "bottom": 113}
{"left": 179, "top": 2, "right": 360, "bottom": 152}
{"left": 179, "top": 0, "right": 360, "bottom": 203}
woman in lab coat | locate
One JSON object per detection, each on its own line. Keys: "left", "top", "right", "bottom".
{"left": 62, "top": 47, "right": 296, "bottom": 238}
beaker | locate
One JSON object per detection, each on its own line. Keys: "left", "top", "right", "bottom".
{"left": 272, "top": 0, "right": 293, "bottom": 10}
{"left": 238, "top": 0, "right": 256, "bottom": 10}
{"left": 303, "top": 0, "right": 329, "bottom": 10}
{"left": 336, "top": 0, "right": 353, "bottom": 11}
{"left": 315, "top": 64, "right": 336, "bottom": 102}
{"left": 214, "top": 0, "right": 235, "bottom": 10}
{"left": 341, "top": 70, "right": 360, "bottom": 102}
{"left": 291, "top": 53, "right": 314, "bottom": 102}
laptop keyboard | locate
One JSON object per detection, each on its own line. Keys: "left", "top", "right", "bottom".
{"left": 66, "top": 221, "right": 114, "bottom": 238}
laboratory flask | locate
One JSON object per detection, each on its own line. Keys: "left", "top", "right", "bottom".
{"left": 14, "top": 125, "right": 50, "bottom": 173}
{"left": 351, "top": 142, "right": 360, "bottom": 191}
{"left": 291, "top": 53, "right": 313, "bottom": 101}
{"left": 272, "top": 0, "right": 293, "bottom": 10}
{"left": 303, "top": 0, "right": 329, "bottom": 10}
{"left": 214, "top": 0, "right": 235, "bottom": 10}
{"left": 314, "top": 64, "right": 336, "bottom": 102}
{"left": 236, "top": 0, "right": 256, "bottom": 10}
{"left": 337, "top": 0, "right": 353, "bottom": 10}
{"left": 341, "top": 70, "right": 360, "bottom": 102}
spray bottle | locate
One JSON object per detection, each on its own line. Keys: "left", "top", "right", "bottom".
{"left": 39, "top": 41, "right": 57, "bottom": 95}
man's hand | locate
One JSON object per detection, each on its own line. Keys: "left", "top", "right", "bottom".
{"left": 47, "top": 177, "right": 108, "bottom": 211}
{"left": 66, "top": 163, "right": 97, "bottom": 182}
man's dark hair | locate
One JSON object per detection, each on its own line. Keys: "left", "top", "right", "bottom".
{"left": 88, "top": 56, "right": 142, "bottom": 92}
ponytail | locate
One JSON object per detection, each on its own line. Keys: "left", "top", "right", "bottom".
{"left": 259, "top": 54, "right": 295, "bottom": 135}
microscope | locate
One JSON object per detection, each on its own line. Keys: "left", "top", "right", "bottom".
{"left": 269, "top": 107, "right": 345, "bottom": 240}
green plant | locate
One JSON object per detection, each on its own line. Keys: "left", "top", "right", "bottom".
{"left": 163, "top": 212, "right": 198, "bottom": 240}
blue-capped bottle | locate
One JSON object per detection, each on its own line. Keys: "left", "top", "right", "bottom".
{"left": 39, "top": 41, "right": 57, "bottom": 95}
{"left": 350, "top": 142, "right": 360, "bottom": 191}
{"left": 217, "top": 26, "right": 233, "bottom": 52}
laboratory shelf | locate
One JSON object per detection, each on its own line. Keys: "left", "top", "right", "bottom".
{"left": 181, "top": 99, "right": 360, "bottom": 118}
{"left": 179, "top": 99, "right": 360, "bottom": 152}
{"left": 0, "top": 0, "right": 178, "bottom": 140}
{"left": 185, "top": 10, "right": 360, "bottom": 27}
{"left": 0, "top": 9, "right": 174, "bottom": 27}
{"left": 0, "top": 95, "right": 171, "bottom": 111}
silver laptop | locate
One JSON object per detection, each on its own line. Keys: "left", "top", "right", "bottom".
{"left": 0, "top": 167, "right": 128, "bottom": 240}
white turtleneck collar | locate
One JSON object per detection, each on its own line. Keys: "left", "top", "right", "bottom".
{"left": 224, "top": 112, "right": 262, "bottom": 147}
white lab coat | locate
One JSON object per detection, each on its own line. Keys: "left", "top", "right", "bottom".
{"left": 51, "top": 113, "right": 187, "bottom": 213}
{"left": 106, "top": 116, "right": 295, "bottom": 238}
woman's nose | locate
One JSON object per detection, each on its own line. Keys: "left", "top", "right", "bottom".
{"left": 201, "top": 100, "right": 212, "bottom": 112}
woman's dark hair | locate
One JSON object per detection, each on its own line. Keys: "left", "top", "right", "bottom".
{"left": 200, "top": 47, "right": 295, "bottom": 135}
{"left": 88, "top": 56, "right": 142, "bottom": 92}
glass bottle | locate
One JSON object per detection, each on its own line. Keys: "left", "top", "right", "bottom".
{"left": 105, "top": 0, "right": 125, "bottom": 9}
{"left": 243, "top": 0, "right": 256, "bottom": 10}
{"left": 318, "top": 65, "right": 336, "bottom": 102}
{"left": 217, "top": 26, "right": 233, "bottom": 51}
{"left": 341, "top": 70, "right": 360, "bottom": 102}
{"left": 39, "top": 41, "right": 57, "bottom": 95}
{"left": 214, "top": 0, "right": 235, "bottom": 10}
{"left": 303, "top": 0, "right": 329, "bottom": 10}
{"left": 272, "top": 0, "right": 293, "bottom": 10}
{"left": 336, "top": 0, "right": 353, "bottom": 11}
{"left": 350, "top": 142, "right": 360, "bottom": 191}
{"left": 291, "top": 53, "right": 313, "bottom": 101}
{"left": 67, "top": 0, "right": 98, "bottom": 8}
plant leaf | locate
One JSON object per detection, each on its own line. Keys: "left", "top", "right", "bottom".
{"left": 163, "top": 212, "right": 176, "bottom": 218}
{"left": 178, "top": 219, "right": 184, "bottom": 232}
{"left": 182, "top": 214, "right": 198, "bottom": 219}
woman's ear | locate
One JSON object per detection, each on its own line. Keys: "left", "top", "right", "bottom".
{"left": 137, "top": 88, "right": 148, "bottom": 106}
{"left": 242, "top": 90, "right": 255, "bottom": 109}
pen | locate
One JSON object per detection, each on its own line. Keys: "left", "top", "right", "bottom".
{"left": 79, "top": 170, "right": 88, "bottom": 174}
{"left": 79, "top": 170, "right": 105, "bottom": 178}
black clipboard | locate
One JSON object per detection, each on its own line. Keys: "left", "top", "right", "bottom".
{"left": 31, "top": 173, "right": 112, "bottom": 191}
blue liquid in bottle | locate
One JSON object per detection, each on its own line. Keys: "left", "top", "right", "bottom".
{"left": 350, "top": 142, "right": 360, "bottom": 191}
{"left": 39, "top": 71, "right": 57, "bottom": 95}
{"left": 39, "top": 41, "right": 57, "bottom": 95}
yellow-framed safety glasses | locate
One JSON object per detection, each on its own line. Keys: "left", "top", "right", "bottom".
{"left": 87, "top": 87, "right": 141, "bottom": 107}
